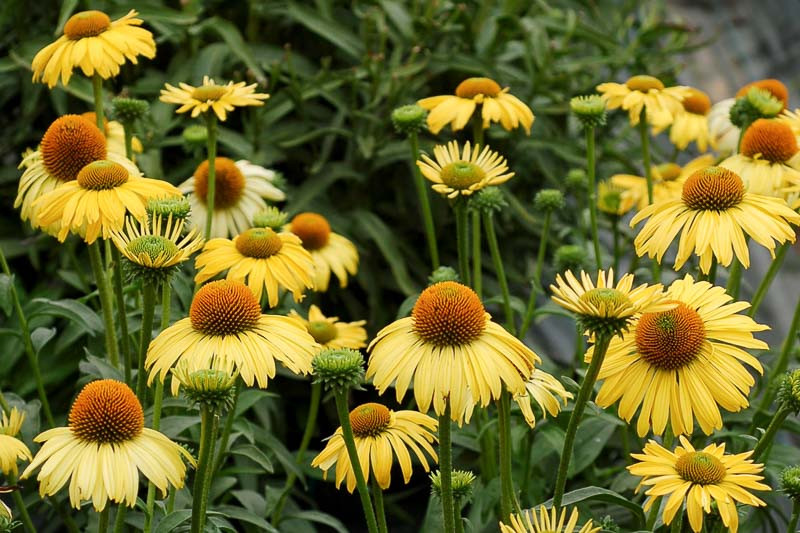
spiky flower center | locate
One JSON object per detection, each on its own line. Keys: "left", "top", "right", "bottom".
{"left": 740, "top": 119, "right": 797, "bottom": 163}
{"left": 625, "top": 75, "right": 664, "bottom": 92}
{"left": 412, "top": 281, "right": 486, "bottom": 346}
{"left": 41, "top": 115, "right": 107, "bottom": 183}
{"left": 636, "top": 302, "right": 705, "bottom": 370}
{"left": 656, "top": 163, "right": 682, "bottom": 182}
{"left": 69, "top": 380, "right": 143, "bottom": 443}
{"left": 676, "top": 452, "right": 726, "bottom": 485}
{"left": 63, "top": 10, "right": 111, "bottom": 40}
{"left": 736, "top": 79, "right": 789, "bottom": 108}
{"left": 682, "top": 167, "right": 744, "bottom": 211}
{"left": 455, "top": 77, "right": 502, "bottom": 99}
{"left": 235, "top": 228, "right": 283, "bottom": 258}
{"left": 579, "top": 288, "right": 630, "bottom": 310}
{"left": 191, "top": 85, "right": 228, "bottom": 102}
{"left": 190, "top": 280, "right": 261, "bottom": 336}
{"left": 76, "top": 160, "right": 129, "bottom": 190}
{"left": 194, "top": 157, "right": 245, "bottom": 209}
{"left": 682, "top": 89, "right": 711, "bottom": 115}
{"left": 349, "top": 403, "right": 391, "bottom": 438}
{"left": 291, "top": 213, "right": 331, "bottom": 250}
{"left": 440, "top": 161, "right": 486, "bottom": 190}
{"left": 307, "top": 321, "right": 338, "bottom": 344}
{"left": 127, "top": 235, "right": 179, "bottom": 262}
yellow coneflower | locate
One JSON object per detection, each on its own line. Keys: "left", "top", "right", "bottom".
{"left": 160, "top": 76, "right": 269, "bottom": 121}
{"left": 180, "top": 158, "right": 285, "bottom": 239}
{"left": 629, "top": 436, "right": 769, "bottom": 533}
{"left": 596, "top": 180, "right": 637, "bottom": 216}
{"left": 597, "top": 75, "right": 689, "bottom": 128}
{"left": 146, "top": 280, "right": 318, "bottom": 393}
{"left": 110, "top": 214, "right": 203, "bottom": 277}
{"left": 589, "top": 274, "right": 767, "bottom": 437}
{"left": 631, "top": 166, "right": 800, "bottom": 273}
{"left": 288, "top": 212, "right": 358, "bottom": 292}
{"left": 21, "top": 380, "right": 194, "bottom": 510}
{"left": 311, "top": 403, "right": 438, "bottom": 492}
{"left": 80, "top": 111, "right": 143, "bottom": 155}
{"left": 500, "top": 506, "right": 600, "bottom": 533}
{"left": 194, "top": 227, "right": 314, "bottom": 308}
{"left": 0, "top": 408, "right": 32, "bottom": 476}
{"left": 367, "top": 281, "right": 539, "bottom": 423}
{"left": 32, "top": 159, "right": 180, "bottom": 244}
{"left": 416, "top": 140, "right": 514, "bottom": 199}
{"left": 611, "top": 154, "right": 715, "bottom": 210}
{"left": 288, "top": 305, "right": 367, "bottom": 349}
{"left": 669, "top": 88, "right": 712, "bottom": 152}
{"left": 32, "top": 10, "right": 155, "bottom": 88}
{"left": 513, "top": 369, "right": 572, "bottom": 428}
{"left": 417, "top": 77, "right": 534, "bottom": 134}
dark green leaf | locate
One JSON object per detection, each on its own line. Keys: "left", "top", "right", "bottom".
{"left": 154, "top": 510, "right": 192, "bottom": 533}
{"left": 0, "top": 274, "right": 13, "bottom": 317}
{"left": 29, "top": 298, "right": 102, "bottom": 335}
{"left": 285, "top": 511, "right": 348, "bottom": 533}
{"left": 543, "top": 487, "right": 646, "bottom": 528}
{"left": 230, "top": 443, "right": 274, "bottom": 474}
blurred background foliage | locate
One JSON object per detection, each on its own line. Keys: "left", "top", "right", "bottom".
{"left": 0, "top": 1, "right": 707, "bottom": 531}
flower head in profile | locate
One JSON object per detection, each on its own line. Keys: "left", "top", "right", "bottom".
{"left": 629, "top": 436, "right": 769, "bottom": 533}
{"left": 32, "top": 10, "right": 155, "bottom": 88}
{"left": 597, "top": 75, "right": 689, "bottom": 128}
{"left": 631, "top": 166, "right": 800, "bottom": 273}
{"left": 669, "top": 87, "right": 712, "bottom": 152}
{"left": 500, "top": 506, "right": 599, "bottom": 533}
{"left": 367, "top": 281, "right": 539, "bottom": 424}
{"left": 288, "top": 305, "right": 367, "bottom": 350}
{"left": 180, "top": 158, "right": 285, "bottom": 239}
{"left": 311, "top": 402, "right": 438, "bottom": 493}
{"left": 589, "top": 275, "right": 767, "bottom": 437}
{"left": 611, "top": 154, "right": 715, "bottom": 210}
{"left": 513, "top": 369, "right": 572, "bottom": 428}
{"left": 417, "top": 141, "right": 514, "bottom": 199}
{"left": 0, "top": 408, "right": 32, "bottom": 476}
{"left": 417, "top": 77, "right": 534, "bottom": 134}
{"left": 21, "top": 380, "right": 194, "bottom": 510}
{"left": 287, "top": 212, "right": 359, "bottom": 292}
{"left": 146, "top": 280, "right": 318, "bottom": 394}
{"left": 160, "top": 76, "right": 269, "bottom": 121}
{"left": 32, "top": 160, "right": 180, "bottom": 243}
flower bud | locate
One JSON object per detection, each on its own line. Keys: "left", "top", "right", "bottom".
{"left": 570, "top": 94, "right": 607, "bottom": 128}
{"left": 428, "top": 266, "right": 460, "bottom": 285}
{"left": 112, "top": 97, "right": 150, "bottom": 124}
{"left": 252, "top": 206, "right": 289, "bottom": 230}
{"left": 391, "top": 104, "right": 428, "bottom": 135}
{"left": 312, "top": 349, "right": 365, "bottom": 391}
{"left": 533, "top": 189, "right": 565, "bottom": 212}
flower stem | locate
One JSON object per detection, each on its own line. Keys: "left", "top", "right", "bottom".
{"left": 498, "top": 391, "right": 516, "bottom": 522}
{"left": 519, "top": 209, "right": 552, "bottom": 339}
{"left": 88, "top": 242, "right": 120, "bottom": 368}
{"left": 472, "top": 117, "right": 484, "bottom": 148}
{"left": 751, "top": 405, "right": 790, "bottom": 462}
{"left": 91, "top": 74, "right": 105, "bottom": 130}
{"left": 112, "top": 504, "right": 126, "bottom": 533}
{"left": 210, "top": 385, "right": 240, "bottom": 475}
{"left": 111, "top": 248, "right": 131, "bottom": 385}
{"left": 438, "top": 401, "right": 456, "bottom": 533}
{"left": 272, "top": 381, "right": 322, "bottom": 525}
{"left": 520, "top": 431, "right": 535, "bottom": 505}
{"left": 749, "top": 243, "right": 789, "bottom": 317}
{"left": 645, "top": 503, "right": 660, "bottom": 530}
{"left": 484, "top": 212, "right": 514, "bottom": 334}
{"left": 585, "top": 126, "right": 602, "bottom": 271}
{"left": 726, "top": 258, "right": 743, "bottom": 299}
{"left": 553, "top": 333, "right": 612, "bottom": 507}
{"left": 0, "top": 245, "right": 54, "bottom": 427}
{"left": 97, "top": 508, "right": 109, "bottom": 533}
{"left": 788, "top": 500, "right": 800, "bottom": 533}
{"left": 122, "top": 126, "right": 134, "bottom": 161}
{"left": 408, "top": 131, "right": 439, "bottom": 269}
{"left": 136, "top": 283, "right": 156, "bottom": 401}
{"left": 11, "top": 484, "right": 35, "bottom": 533}
{"left": 333, "top": 390, "right": 379, "bottom": 533}
{"left": 191, "top": 405, "right": 219, "bottom": 533}
{"left": 203, "top": 113, "right": 218, "bottom": 240}
{"left": 454, "top": 200, "right": 470, "bottom": 286}
{"left": 638, "top": 112, "right": 659, "bottom": 283}
{"left": 371, "top": 478, "right": 388, "bottom": 533}
{"left": 753, "top": 295, "right": 800, "bottom": 419}
{"left": 472, "top": 210, "right": 482, "bottom": 298}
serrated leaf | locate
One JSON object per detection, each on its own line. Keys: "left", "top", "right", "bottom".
{"left": 230, "top": 444, "right": 274, "bottom": 474}
{"left": 29, "top": 298, "right": 102, "bottom": 335}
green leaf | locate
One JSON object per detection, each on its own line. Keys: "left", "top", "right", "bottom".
{"left": 29, "top": 298, "right": 102, "bottom": 335}
{"left": 154, "top": 510, "right": 192, "bottom": 533}
{"left": 258, "top": 432, "right": 306, "bottom": 488}
{"left": 285, "top": 510, "right": 348, "bottom": 533}
{"left": 352, "top": 210, "right": 419, "bottom": 296}
{"left": 79, "top": 353, "right": 124, "bottom": 381}
{"left": 285, "top": 3, "right": 364, "bottom": 60}
{"left": 0, "top": 274, "right": 13, "bottom": 317}
{"left": 30, "top": 327, "right": 56, "bottom": 355}
{"left": 193, "top": 17, "right": 267, "bottom": 84}
{"left": 569, "top": 416, "right": 617, "bottom": 477}
{"left": 216, "top": 505, "right": 279, "bottom": 532}
{"left": 378, "top": 0, "right": 414, "bottom": 40}
{"left": 230, "top": 444, "right": 274, "bottom": 474}
{"left": 55, "top": 0, "right": 79, "bottom": 36}
{"left": 543, "top": 487, "right": 646, "bottom": 528}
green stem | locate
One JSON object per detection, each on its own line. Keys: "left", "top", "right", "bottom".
{"left": 210, "top": 385, "right": 240, "bottom": 476}
{"left": 112, "top": 505, "right": 126, "bottom": 533}
{"left": 408, "top": 131, "right": 439, "bottom": 269}
{"left": 122, "top": 125, "right": 134, "bottom": 160}
{"left": 371, "top": 478, "right": 388, "bottom": 533}
{"left": 97, "top": 508, "right": 109, "bottom": 533}
{"left": 553, "top": 334, "right": 612, "bottom": 507}
{"left": 645, "top": 502, "right": 660, "bottom": 531}
{"left": 788, "top": 500, "right": 800, "bottom": 533}
{"left": 191, "top": 405, "right": 219, "bottom": 533}
{"left": 669, "top": 507, "right": 683, "bottom": 533}
{"left": 333, "top": 390, "right": 379, "bottom": 533}
{"left": 454, "top": 200, "right": 470, "bottom": 286}
{"left": 520, "top": 430, "right": 534, "bottom": 506}
{"left": 111, "top": 248, "right": 131, "bottom": 385}
{"left": 751, "top": 405, "right": 790, "bottom": 462}
{"left": 0, "top": 246, "right": 54, "bottom": 427}
{"left": 50, "top": 497, "right": 80, "bottom": 533}
{"left": 271, "top": 381, "right": 322, "bottom": 525}
{"left": 484, "top": 212, "right": 514, "bottom": 334}
{"left": 586, "top": 127, "right": 602, "bottom": 271}
{"left": 203, "top": 113, "right": 218, "bottom": 240}
{"left": 472, "top": 116, "right": 484, "bottom": 148}
{"left": 11, "top": 487, "right": 35, "bottom": 533}
{"left": 472, "top": 210, "right": 482, "bottom": 298}
{"left": 754, "top": 295, "right": 800, "bottom": 419}
{"left": 519, "top": 209, "right": 552, "bottom": 338}
{"left": 476, "top": 409, "right": 497, "bottom": 480}
{"left": 438, "top": 401, "right": 456, "bottom": 533}
{"left": 726, "top": 258, "right": 743, "bottom": 300}
{"left": 498, "top": 392, "right": 516, "bottom": 522}
{"left": 88, "top": 242, "right": 120, "bottom": 368}
{"left": 136, "top": 283, "right": 156, "bottom": 401}
{"left": 92, "top": 75, "right": 105, "bottom": 130}
{"left": 749, "top": 243, "right": 789, "bottom": 317}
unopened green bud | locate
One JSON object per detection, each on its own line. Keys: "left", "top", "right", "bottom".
{"left": 172, "top": 364, "right": 238, "bottom": 411}
{"left": 312, "top": 349, "right": 365, "bottom": 391}
{"left": 470, "top": 186, "right": 507, "bottom": 214}
{"left": 430, "top": 469, "right": 475, "bottom": 503}
{"left": 778, "top": 369, "right": 800, "bottom": 414}
{"left": 183, "top": 124, "right": 208, "bottom": 146}
{"left": 147, "top": 197, "right": 191, "bottom": 221}
{"left": 570, "top": 95, "right": 607, "bottom": 128}
{"left": 554, "top": 245, "right": 588, "bottom": 274}
{"left": 781, "top": 465, "right": 800, "bottom": 501}
{"left": 534, "top": 189, "right": 565, "bottom": 212}
{"left": 428, "top": 266, "right": 460, "bottom": 285}
{"left": 391, "top": 104, "right": 428, "bottom": 135}
{"left": 252, "top": 206, "right": 289, "bottom": 230}
{"left": 565, "top": 168, "right": 587, "bottom": 193}
{"left": 112, "top": 97, "right": 150, "bottom": 123}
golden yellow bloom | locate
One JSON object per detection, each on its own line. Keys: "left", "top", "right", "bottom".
{"left": 629, "top": 436, "right": 769, "bottom": 533}
{"left": 669, "top": 88, "right": 712, "bottom": 152}
{"left": 110, "top": 213, "right": 203, "bottom": 269}
{"left": 160, "top": 75, "right": 269, "bottom": 121}
{"left": 146, "top": 280, "right": 318, "bottom": 394}
{"left": 513, "top": 369, "right": 572, "bottom": 428}
{"left": 500, "top": 506, "right": 599, "bottom": 533}
{"left": 631, "top": 166, "right": 800, "bottom": 273}
{"left": 287, "top": 212, "right": 358, "bottom": 292}
{"left": 80, "top": 111, "right": 143, "bottom": 155}
{"left": 417, "top": 77, "right": 534, "bottom": 134}
{"left": 288, "top": 305, "right": 367, "bottom": 349}
{"left": 21, "top": 380, "right": 194, "bottom": 510}
{"left": 596, "top": 180, "right": 637, "bottom": 216}
{"left": 32, "top": 10, "right": 155, "bottom": 88}
{"left": 417, "top": 141, "right": 514, "bottom": 199}
{"left": 720, "top": 118, "right": 800, "bottom": 198}
{"left": 194, "top": 227, "right": 314, "bottom": 307}
{"left": 32, "top": 159, "right": 180, "bottom": 244}
{"left": 311, "top": 403, "right": 437, "bottom": 493}
{"left": 367, "top": 281, "right": 539, "bottom": 424}
{"left": 611, "top": 154, "right": 715, "bottom": 210}
{"left": 589, "top": 275, "right": 766, "bottom": 437}
{"left": 597, "top": 75, "right": 689, "bottom": 129}
{"left": 180, "top": 158, "right": 286, "bottom": 239}
{"left": 16, "top": 115, "right": 139, "bottom": 226}
{"left": 0, "top": 408, "right": 32, "bottom": 476}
